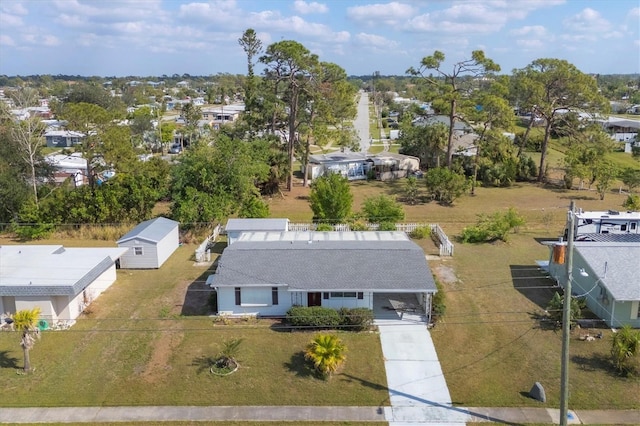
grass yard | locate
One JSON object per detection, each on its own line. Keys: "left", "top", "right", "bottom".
{"left": 268, "top": 180, "right": 640, "bottom": 409}
{"left": 0, "top": 242, "right": 389, "bottom": 408}
{"left": 1, "top": 180, "right": 639, "bottom": 411}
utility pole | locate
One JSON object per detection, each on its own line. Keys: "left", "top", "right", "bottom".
{"left": 560, "top": 200, "right": 575, "bottom": 426}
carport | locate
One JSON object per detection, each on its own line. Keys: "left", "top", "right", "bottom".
{"left": 373, "top": 292, "right": 431, "bottom": 323}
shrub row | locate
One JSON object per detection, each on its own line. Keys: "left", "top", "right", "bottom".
{"left": 285, "top": 306, "right": 374, "bottom": 331}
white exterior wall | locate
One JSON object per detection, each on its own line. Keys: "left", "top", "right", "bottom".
{"left": 321, "top": 292, "right": 373, "bottom": 310}
{"left": 155, "top": 226, "right": 179, "bottom": 267}
{"left": 15, "top": 297, "right": 54, "bottom": 319}
{"left": 227, "top": 231, "right": 241, "bottom": 246}
{"left": 217, "top": 286, "right": 293, "bottom": 316}
{"left": 119, "top": 240, "right": 159, "bottom": 269}
{"left": 216, "top": 288, "right": 373, "bottom": 316}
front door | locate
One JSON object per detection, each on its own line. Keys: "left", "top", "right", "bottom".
{"left": 307, "top": 292, "right": 322, "bottom": 307}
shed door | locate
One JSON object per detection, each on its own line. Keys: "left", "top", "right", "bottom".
{"left": 307, "top": 292, "right": 322, "bottom": 307}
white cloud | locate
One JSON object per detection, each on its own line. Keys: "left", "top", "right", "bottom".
{"left": 0, "top": 34, "right": 15, "bottom": 46}
{"left": 0, "top": 2, "right": 28, "bottom": 15}
{"left": 347, "top": 2, "right": 415, "bottom": 25}
{"left": 0, "top": 11, "right": 24, "bottom": 27}
{"left": 293, "top": 1, "right": 328, "bottom": 15}
{"left": 629, "top": 7, "right": 640, "bottom": 19}
{"left": 42, "top": 35, "right": 60, "bottom": 46}
{"left": 510, "top": 25, "right": 547, "bottom": 37}
{"left": 516, "top": 39, "right": 545, "bottom": 50}
{"left": 354, "top": 32, "right": 397, "bottom": 49}
{"left": 563, "top": 8, "right": 611, "bottom": 33}
{"left": 248, "top": 11, "right": 349, "bottom": 42}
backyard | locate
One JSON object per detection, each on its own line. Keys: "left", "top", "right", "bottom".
{"left": 1, "top": 180, "right": 639, "bottom": 411}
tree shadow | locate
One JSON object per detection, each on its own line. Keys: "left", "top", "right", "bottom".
{"left": 191, "top": 355, "right": 217, "bottom": 375}
{"left": 0, "top": 350, "right": 19, "bottom": 369}
{"left": 571, "top": 353, "right": 619, "bottom": 376}
{"left": 283, "top": 351, "right": 315, "bottom": 378}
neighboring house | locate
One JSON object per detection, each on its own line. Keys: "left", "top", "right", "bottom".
{"left": 547, "top": 240, "right": 640, "bottom": 328}
{"left": 45, "top": 153, "right": 88, "bottom": 186}
{"left": 412, "top": 114, "right": 473, "bottom": 133}
{"left": 208, "top": 231, "right": 437, "bottom": 318}
{"left": 117, "top": 217, "right": 180, "bottom": 269}
{"left": 625, "top": 104, "right": 640, "bottom": 115}
{"left": 45, "top": 130, "right": 85, "bottom": 148}
{"left": 306, "top": 152, "right": 419, "bottom": 181}
{"left": 0, "top": 245, "right": 127, "bottom": 325}
{"left": 201, "top": 105, "right": 244, "bottom": 123}
{"left": 225, "top": 218, "right": 289, "bottom": 245}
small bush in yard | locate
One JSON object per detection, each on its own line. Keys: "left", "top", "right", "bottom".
{"left": 460, "top": 207, "right": 525, "bottom": 243}
{"left": 432, "top": 280, "right": 446, "bottom": 322}
{"left": 410, "top": 226, "right": 431, "bottom": 239}
{"left": 286, "top": 306, "right": 341, "bottom": 328}
{"left": 338, "top": 307, "right": 374, "bottom": 331}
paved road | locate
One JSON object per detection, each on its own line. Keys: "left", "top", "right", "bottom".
{"left": 354, "top": 90, "right": 371, "bottom": 152}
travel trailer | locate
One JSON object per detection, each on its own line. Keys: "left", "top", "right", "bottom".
{"left": 564, "top": 209, "right": 640, "bottom": 239}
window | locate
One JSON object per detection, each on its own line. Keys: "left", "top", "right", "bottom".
{"left": 323, "top": 292, "right": 329, "bottom": 300}
{"left": 235, "top": 287, "right": 241, "bottom": 305}
{"left": 631, "top": 223, "right": 637, "bottom": 231}
{"left": 329, "top": 292, "right": 357, "bottom": 298}
{"left": 272, "top": 287, "right": 279, "bottom": 305}
{"left": 357, "top": 292, "right": 364, "bottom": 300}
{"left": 621, "top": 224, "right": 627, "bottom": 231}
{"left": 134, "top": 247, "right": 143, "bottom": 256}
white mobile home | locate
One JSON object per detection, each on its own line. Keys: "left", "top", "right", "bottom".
{"left": 564, "top": 209, "right": 640, "bottom": 239}
{"left": 209, "top": 231, "right": 437, "bottom": 317}
{"left": 0, "top": 245, "right": 126, "bottom": 326}
{"left": 117, "top": 217, "right": 179, "bottom": 269}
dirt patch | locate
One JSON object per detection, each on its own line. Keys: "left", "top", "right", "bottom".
{"left": 141, "top": 329, "right": 184, "bottom": 383}
{"left": 431, "top": 260, "right": 459, "bottom": 285}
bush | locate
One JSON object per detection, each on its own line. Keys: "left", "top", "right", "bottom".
{"left": 622, "top": 194, "right": 640, "bottom": 211}
{"left": 432, "top": 280, "right": 446, "bottom": 322}
{"left": 349, "top": 219, "right": 370, "bottom": 231}
{"left": 286, "top": 306, "right": 341, "bottom": 328}
{"left": 378, "top": 221, "right": 397, "bottom": 231}
{"left": 338, "top": 307, "right": 374, "bottom": 331}
{"left": 315, "top": 223, "right": 334, "bottom": 231}
{"left": 410, "top": 226, "right": 431, "bottom": 239}
{"left": 460, "top": 207, "right": 525, "bottom": 243}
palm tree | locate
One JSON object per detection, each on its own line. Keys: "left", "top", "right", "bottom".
{"left": 304, "top": 334, "right": 346, "bottom": 378}
{"left": 611, "top": 325, "right": 640, "bottom": 375}
{"left": 13, "top": 307, "right": 41, "bottom": 373}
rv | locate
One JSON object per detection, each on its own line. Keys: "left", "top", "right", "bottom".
{"left": 565, "top": 209, "right": 640, "bottom": 239}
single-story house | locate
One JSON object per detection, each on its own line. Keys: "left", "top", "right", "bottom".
{"left": 45, "top": 130, "right": 85, "bottom": 148}
{"left": 0, "top": 245, "right": 127, "bottom": 326}
{"left": 201, "top": 106, "right": 244, "bottom": 123}
{"left": 225, "top": 218, "right": 289, "bottom": 245}
{"left": 547, "top": 241, "right": 640, "bottom": 328}
{"left": 208, "top": 231, "right": 437, "bottom": 318}
{"left": 306, "top": 152, "right": 419, "bottom": 181}
{"left": 117, "top": 217, "right": 180, "bottom": 269}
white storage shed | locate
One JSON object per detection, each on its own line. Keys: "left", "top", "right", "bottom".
{"left": 117, "top": 217, "right": 180, "bottom": 269}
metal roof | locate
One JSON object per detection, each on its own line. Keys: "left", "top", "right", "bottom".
{"left": 0, "top": 245, "right": 127, "bottom": 296}
{"left": 117, "top": 217, "right": 179, "bottom": 244}
{"left": 213, "top": 232, "right": 436, "bottom": 293}
{"left": 225, "top": 218, "right": 289, "bottom": 232}
{"left": 575, "top": 242, "right": 640, "bottom": 301}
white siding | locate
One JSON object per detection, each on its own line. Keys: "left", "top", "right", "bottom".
{"left": 118, "top": 240, "right": 159, "bottom": 269}
{"left": 155, "top": 225, "right": 179, "bottom": 267}
{"left": 15, "top": 297, "right": 54, "bottom": 319}
{"left": 216, "top": 286, "right": 292, "bottom": 316}
{"left": 322, "top": 292, "right": 373, "bottom": 310}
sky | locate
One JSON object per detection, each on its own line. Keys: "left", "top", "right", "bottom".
{"left": 0, "top": 0, "right": 639, "bottom": 78}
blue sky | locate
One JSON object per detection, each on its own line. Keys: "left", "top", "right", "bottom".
{"left": 0, "top": 0, "right": 638, "bottom": 77}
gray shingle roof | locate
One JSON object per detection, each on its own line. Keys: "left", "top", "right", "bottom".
{"left": 213, "top": 237, "right": 436, "bottom": 293}
{"left": 117, "top": 217, "right": 179, "bottom": 244}
{"left": 575, "top": 242, "right": 640, "bottom": 301}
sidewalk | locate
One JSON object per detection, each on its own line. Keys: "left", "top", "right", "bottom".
{"left": 0, "top": 405, "right": 638, "bottom": 424}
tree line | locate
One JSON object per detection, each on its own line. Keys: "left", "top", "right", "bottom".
{"left": 1, "top": 31, "right": 639, "bottom": 238}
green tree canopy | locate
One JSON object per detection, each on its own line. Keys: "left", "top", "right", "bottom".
{"left": 361, "top": 194, "right": 405, "bottom": 224}
{"left": 308, "top": 173, "right": 353, "bottom": 223}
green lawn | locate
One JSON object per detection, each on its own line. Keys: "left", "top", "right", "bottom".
{"left": 0, "top": 244, "right": 388, "bottom": 408}
{"left": 2, "top": 181, "right": 639, "bottom": 411}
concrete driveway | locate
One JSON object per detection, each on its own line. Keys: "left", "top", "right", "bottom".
{"left": 375, "top": 295, "right": 466, "bottom": 425}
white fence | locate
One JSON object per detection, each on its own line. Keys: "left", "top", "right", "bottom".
{"left": 195, "top": 224, "right": 222, "bottom": 262}
{"left": 288, "top": 222, "right": 454, "bottom": 256}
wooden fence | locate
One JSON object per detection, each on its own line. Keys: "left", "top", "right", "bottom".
{"left": 288, "top": 222, "right": 454, "bottom": 256}
{"left": 195, "top": 224, "right": 221, "bottom": 263}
